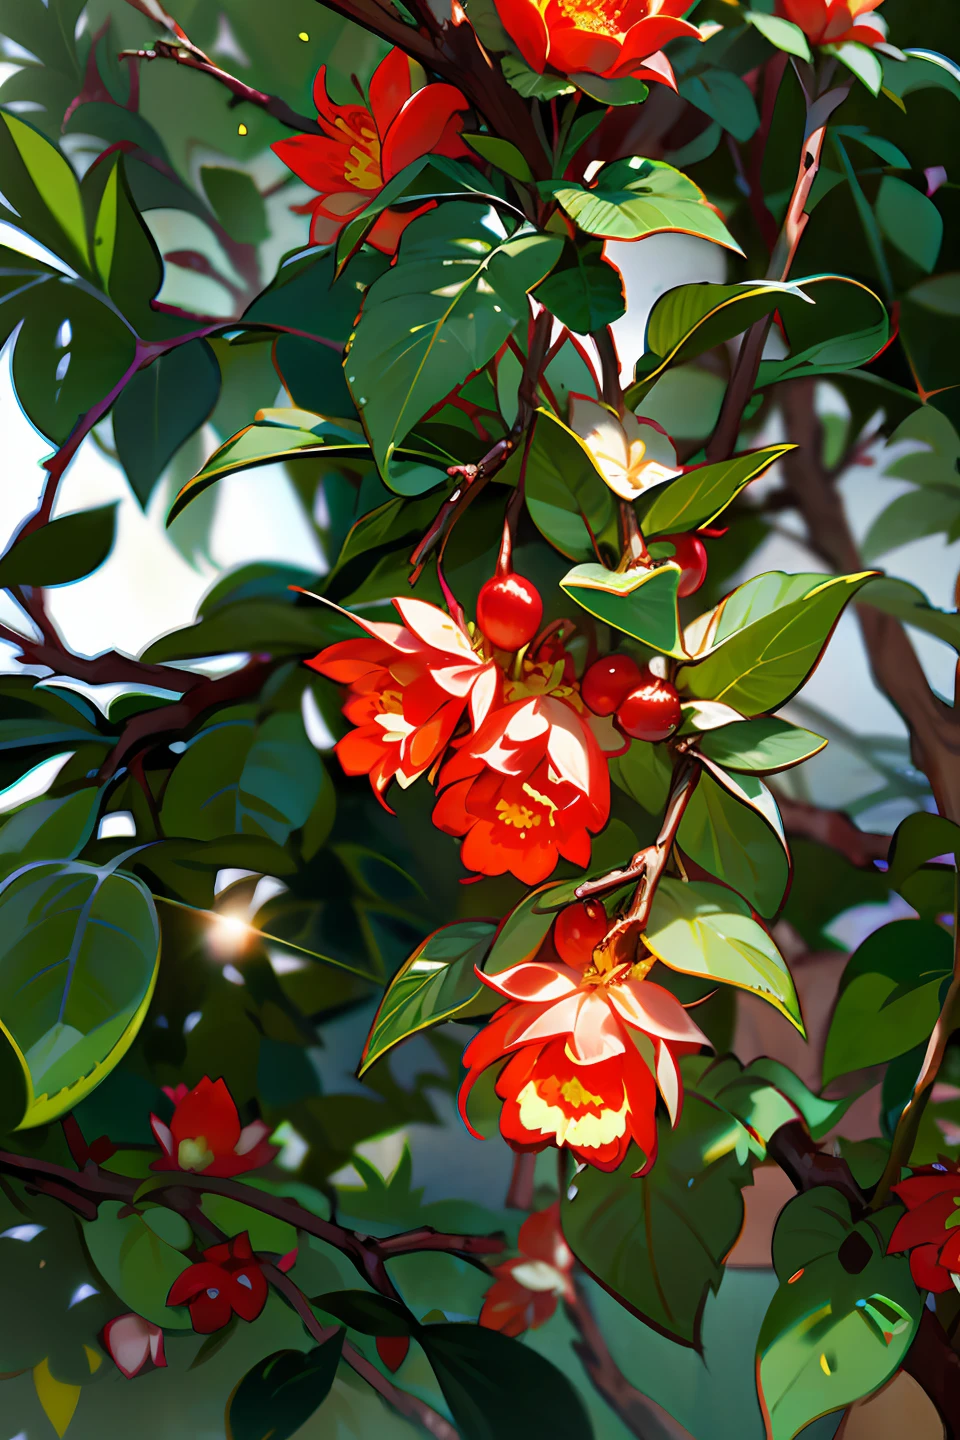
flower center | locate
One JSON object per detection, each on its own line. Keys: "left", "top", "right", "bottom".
{"left": 554, "top": 0, "right": 628, "bottom": 37}
{"left": 336, "top": 117, "right": 382, "bottom": 190}
{"left": 511, "top": 1260, "right": 568, "bottom": 1294}
{"left": 517, "top": 1078, "right": 628, "bottom": 1148}
{"left": 177, "top": 1136, "right": 215, "bottom": 1172}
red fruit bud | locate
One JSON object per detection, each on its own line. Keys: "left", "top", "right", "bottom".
{"left": 377, "top": 1334, "right": 411, "bottom": 1372}
{"left": 581, "top": 655, "right": 642, "bottom": 716}
{"left": 663, "top": 533, "right": 708, "bottom": 598}
{"left": 616, "top": 675, "right": 682, "bottom": 743}
{"left": 476, "top": 574, "right": 543, "bottom": 652}
{"left": 553, "top": 900, "right": 608, "bottom": 968}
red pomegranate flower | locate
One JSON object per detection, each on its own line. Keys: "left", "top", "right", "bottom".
{"left": 777, "top": 0, "right": 886, "bottom": 47}
{"left": 495, "top": 0, "right": 702, "bottom": 90}
{"left": 481, "top": 1203, "right": 575, "bottom": 1336}
{"left": 167, "top": 1234, "right": 268, "bottom": 1334}
{"left": 459, "top": 950, "right": 707, "bottom": 1173}
{"left": 150, "top": 1077, "right": 278, "bottom": 1178}
{"left": 102, "top": 1314, "right": 167, "bottom": 1379}
{"left": 888, "top": 1163, "right": 960, "bottom": 1292}
{"left": 272, "top": 48, "right": 471, "bottom": 250}
{"left": 308, "top": 597, "right": 500, "bottom": 810}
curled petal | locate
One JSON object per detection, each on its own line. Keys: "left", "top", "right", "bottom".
{"left": 480, "top": 961, "right": 581, "bottom": 1005}
{"left": 167, "top": 1262, "right": 226, "bottom": 1308}
{"left": 608, "top": 979, "right": 708, "bottom": 1045}
{"left": 569, "top": 991, "right": 628, "bottom": 1064}
{"left": 103, "top": 1315, "right": 164, "bottom": 1379}
{"left": 368, "top": 47, "right": 416, "bottom": 140}
{"left": 392, "top": 596, "right": 477, "bottom": 661}
{"left": 381, "top": 83, "right": 470, "bottom": 179}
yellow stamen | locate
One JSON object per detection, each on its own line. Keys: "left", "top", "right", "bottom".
{"left": 177, "top": 1135, "right": 214, "bottom": 1172}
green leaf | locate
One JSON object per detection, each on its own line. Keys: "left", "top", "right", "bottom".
{"left": 161, "top": 711, "right": 324, "bottom": 847}
{"left": 0, "top": 504, "right": 117, "bottom": 589}
{"left": 484, "top": 884, "right": 560, "bottom": 972}
{"left": 561, "top": 1073, "right": 755, "bottom": 1347}
{"left": 644, "top": 877, "right": 802, "bottom": 1028}
{"left": 560, "top": 562, "right": 685, "bottom": 657}
{"left": 420, "top": 1323, "right": 593, "bottom": 1440}
{"left": 569, "top": 71, "right": 649, "bottom": 106}
{"left": 745, "top": 11, "right": 811, "bottom": 60}
{"left": 82, "top": 1201, "right": 191, "bottom": 1329}
{"left": 333, "top": 157, "right": 495, "bottom": 270}
{"left": 863, "top": 578, "right": 960, "bottom": 650}
{"left": 311, "top": 1291, "right": 413, "bottom": 1336}
{"left": 501, "top": 53, "right": 574, "bottom": 100}
{"left": 677, "top": 771, "right": 791, "bottom": 918}
{"left": 758, "top": 1191, "right": 921, "bottom": 1439}
{"left": 0, "top": 112, "right": 89, "bottom": 274}
{"left": 345, "top": 202, "right": 562, "bottom": 482}
{"left": 225, "top": 1335, "right": 345, "bottom": 1440}
{"left": 547, "top": 158, "right": 743, "bottom": 253}
{"left": 0, "top": 789, "right": 101, "bottom": 873}
{"left": 201, "top": 165, "right": 269, "bottom": 245}
{"left": 610, "top": 738, "right": 673, "bottom": 815}
{"left": 359, "top": 920, "right": 498, "bottom": 1075}
{"left": 0, "top": 858, "right": 160, "bottom": 1129}
{"left": 822, "top": 919, "right": 954, "bottom": 1084}
{"left": 875, "top": 176, "right": 943, "bottom": 274}
{"left": 679, "top": 571, "right": 875, "bottom": 715}
{"left": 0, "top": 248, "right": 137, "bottom": 445}
{"left": 745, "top": 1058, "right": 858, "bottom": 1141}
{"left": 679, "top": 69, "right": 760, "bottom": 143}
{"left": 861, "top": 491, "right": 960, "bottom": 563}
{"left": 637, "top": 445, "right": 793, "bottom": 537}
{"left": 523, "top": 408, "right": 616, "bottom": 562}
{"left": 462, "top": 133, "right": 533, "bottom": 182}
{"left": 753, "top": 276, "right": 889, "bottom": 389}
{"left": 114, "top": 341, "right": 222, "bottom": 507}
{"left": 700, "top": 718, "right": 827, "bottom": 774}
{"left": 886, "top": 812, "right": 960, "bottom": 893}
{"left": 827, "top": 39, "right": 884, "bottom": 95}
{"left": 533, "top": 240, "right": 625, "bottom": 333}
{"left": 92, "top": 155, "right": 164, "bottom": 323}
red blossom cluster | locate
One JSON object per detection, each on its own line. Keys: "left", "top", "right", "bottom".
{"left": 481, "top": 1203, "right": 575, "bottom": 1336}
{"left": 777, "top": 0, "right": 886, "bottom": 48}
{"left": 150, "top": 1076, "right": 278, "bottom": 1178}
{"left": 888, "top": 1163, "right": 960, "bottom": 1292}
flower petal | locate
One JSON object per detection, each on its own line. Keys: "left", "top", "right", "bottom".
{"left": 569, "top": 991, "right": 627, "bottom": 1063}
{"left": 391, "top": 596, "right": 477, "bottom": 661}
{"left": 380, "top": 84, "right": 470, "bottom": 180}
{"left": 481, "top": 961, "right": 580, "bottom": 1005}
{"left": 608, "top": 979, "right": 708, "bottom": 1044}
{"left": 368, "top": 47, "right": 416, "bottom": 140}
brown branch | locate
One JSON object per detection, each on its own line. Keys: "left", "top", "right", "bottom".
{"left": 506, "top": 1152, "right": 536, "bottom": 1210}
{"left": 778, "top": 380, "right": 960, "bottom": 822}
{"left": 774, "top": 795, "right": 891, "bottom": 869}
{"left": 564, "top": 1275, "right": 695, "bottom": 1440}
{"left": 343, "top": 1341, "right": 459, "bottom": 1440}
{"left": 766, "top": 1121, "right": 864, "bottom": 1213}
{"left": 903, "top": 1310, "right": 960, "bottom": 1440}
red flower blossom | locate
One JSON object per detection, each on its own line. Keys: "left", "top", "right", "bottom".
{"left": 150, "top": 1076, "right": 278, "bottom": 1178}
{"left": 495, "top": 0, "right": 702, "bottom": 90}
{"left": 777, "top": 0, "right": 886, "bottom": 47}
{"left": 888, "top": 1164, "right": 960, "bottom": 1292}
{"left": 308, "top": 597, "right": 500, "bottom": 810}
{"left": 167, "top": 1234, "right": 268, "bottom": 1334}
{"left": 103, "top": 1314, "right": 167, "bottom": 1379}
{"left": 480, "top": 1203, "right": 574, "bottom": 1336}
{"left": 272, "top": 48, "right": 471, "bottom": 250}
{"left": 433, "top": 664, "right": 620, "bottom": 883}
{"left": 459, "top": 951, "right": 707, "bottom": 1173}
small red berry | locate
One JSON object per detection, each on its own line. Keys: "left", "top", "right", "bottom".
{"left": 581, "top": 655, "right": 642, "bottom": 716}
{"left": 553, "top": 900, "right": 608, "bottom": 968}
{"left": 476, "top": 573, "right": 543, "bottom": 652}
{"left": 664, "top": 533, "right": 709, "bottom": 599}
{"left": 376, "top": 1335, "right": 410, "bottom": 1373}
{"left": 616, "top": 675, "right": 682, "bottom": 743}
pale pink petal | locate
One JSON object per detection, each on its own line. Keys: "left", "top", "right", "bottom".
{"left": 568, "top": 992, "right": 627, "bottom": 1063}
{"left": 655, "top": 1040, "right": 681, "bottom": 1126}
{"left": 481, "top": 960, "right": 580, "bottom": 1005}
{"left": 542, "top": 699, "right": 593, "bottom": 795}
{"left": 104, "top": 1315, "right": 153, "bottom": 1379}
{"left": 431, "top": 662, "right": 487, "bottom": 698}
{"left": 236, "top": 1119, "right": 271, "bottom": 1156}
{"left": 569, "top": 396, "right": 631, "bottom": 494}
{"left": 469, "top": 663, "right": 499, "bottom": 731}
{"left": 149, "top": 1115, "right": 175, "bottom": 1158}
{"left": 508, "top": 991, "right": 584, "bottom": 1048}
{"left": 149, "top": 1328, "right": 167, "bottom": 1368}
{"left": 392, "top": 597, "right": 477, "bottom": 661}
{"left": 632, "top": 50, "right": 676, "bottom": 90}
{"left": 608, "top": 979, "right": 708, "bottom": 1044}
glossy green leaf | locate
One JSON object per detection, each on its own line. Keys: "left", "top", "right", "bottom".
{"left": 561, "top": 1072, "right": 755, "bottom": 1347}
{"left": 644, "top": 877, "right": 802, "bottom": 1029}
{"left": 886, "top": 811, "right": 960, "bottom": 893}
{"left": 333, "top": 157, "right": 494, "bottom": 270}
{"left": 548, "top": 158, "right": 743, "bottom": 253}
{"left": 462, "top": 133, "right": 533, "bottom": 182}
{"left": 677, "top": 771, "right": 791, "bottom": 918}
{"left": 679, "top": 571, "right": 875, "bottom": 715}
{"left": 700, "top": 718, "right": 827, "bottom": 773}
{"left": 560, "top": 562, "right": 685, "bottom": 657}
{"left": 610, "top": 738, "right": 673, "bottom": 814}
{"left": 345, "top": 202, "right": 562, "bottom": 481}
{"left": 533, "top": 240, "right": 625, "bottom": 333}
{"left": 93, "top": 155, "right": 164, "bottom": 323}
{"left": 484, "top": 884, "right": 560, "bottom": 972}
{"left": 758, "top": 1192, "right": 921, "bottom": 1439}
{"left": 637, "top": 446, "right": 793, "bottom": 538}
{"left": 0, "top": 112, "right": 89, "bottom": 273}
{"left": 0, "top": 859, "right": 159, "bottom": 1130}
{"left": 420, "top": 1323, "right": 593, "bottom": 1440}
{"left": 679, "top": 69, "right": 759, "bottom": 143}
{"left": 0, "top": 504, "right": 117, "bottom": 589}
{"left": 754, "top": 277, "right": 889, "bottom": 388}
{"left": 827, "top": 39, "right": 884, "bottom": 94}
{"left": 523, "top": 408, "right": 617, "bottom": 561}
{"left": 201, "top": 165, "right": 269, "bottom": 245}
{"left": 746, "top": 1058, "right": 858, "bottom": 1141}
{"left": 822, "top": 919, "right": 954, "bottom": 1083}
{"left": 501, "top": 53, "right": 574, "bottom": 100}
{"left": 82, "top": 1202, "right": 192, "bottom": 1329}
{"left": 359, "top": 920, "right": 498, "bottom": 1075}
{"left": 0, "top": 789, "right": 101, "bottom": 874}
{"left": 225, "top": 1334, "right": 345, "bottom": 1440}
{"left": 114, "top": 341, "right": 221, "bottom": 507}
{"left": 311, "top": 1291, "right": 413, "bottom": 1336}
{"left": 745, "top": 11, "right": 811, "bottom": 59}
{"left": 875, "top": 176, "right": 943, "bottom": 274}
